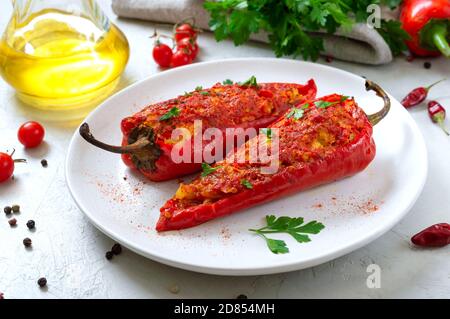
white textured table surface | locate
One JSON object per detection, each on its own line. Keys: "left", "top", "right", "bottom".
{"left": 1, "top": 1, "right": 449, "bottom": 299}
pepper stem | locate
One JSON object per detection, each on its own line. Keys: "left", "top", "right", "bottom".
{"left": 79, "top": 123, "right": 150, "bottom": 154}
{"left": 437, "top": 119, "right": 450, "bottom": 136}
{"left": 365, "top": 80, "right": 391, "bottom": 126}
{"left": 431, "top": 24, "right": 450, "bottom": 57}
{"left": 426, "top": 78, "right": 446, "bottom": 91}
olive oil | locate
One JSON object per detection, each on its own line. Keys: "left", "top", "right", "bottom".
{"left": 0, "top": 9, "right": 129, "bottom": 117}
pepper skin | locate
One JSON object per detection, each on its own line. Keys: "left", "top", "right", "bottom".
{"left": 80, "top": 79, "right": 317, "bottom": 181}
{"left": 400, "top": 0, "right": 450, "bottom": 57}
{"left": 157, "top": 94, "right": 378, "bottom": 231}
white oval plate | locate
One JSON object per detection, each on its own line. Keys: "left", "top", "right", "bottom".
{"left": 66, "top": 58, "right": 427, "bottom": 276}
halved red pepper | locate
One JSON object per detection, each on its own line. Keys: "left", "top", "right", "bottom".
{"left": 80, "top": 79, "right": 317, "bottom": 181}
{"left": 400, "top": 0, "right": 450, "bottom": 57}
{"left": 157, "top": 81, "right": 390, "bottom": 231}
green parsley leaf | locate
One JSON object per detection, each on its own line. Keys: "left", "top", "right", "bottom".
{"left": 195, "top": 86, "right": 203, "bottom": 91}
{"left": 249, "top": 215, "right": 325, "bottom": 254}
{"left": 260, "top": 128, "right": 272, "bottom": 139}
{"left": 239, "top": 76, "right": 258, "bottom": 87}
{"left": 266, "top": 238, "right": 289, "bottom": 254}
{"left": 201, "top": 163, "right": 220, "bottom": 177}
{"left": 159, "top": 107, "right": 180, "bottom": 121}
{"left": 241, "top": 179, "right": 253, "bottom": 189}
{"left": 340, "top": 96, "right": 349, "bottom": 102}
{"left": 222, "top": 79, "right": 234, "bottom": 85}
{"left": 377, "top": 20, "right": 410, "bottom": 56}
{"left": 301, "top": 103, "right": 310, "bottom": 109}
{"left": 184, "top": 91, "right": 192, "bottom": 97}
{"left": 200, "top": 91, "right": 210, "bottom": 95}
{"left": 381, "top": 0, "right": 402, "bottom": 9}
{"left": 286, "top": 107, "right": 304, "bottom": 120}
{"left": 314, "top": 100, "right": 337, "bottom": 109}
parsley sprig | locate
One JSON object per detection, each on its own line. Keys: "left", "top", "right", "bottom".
{"left": 260, "top": 128, "right": 272, "bottom": 139}
{"left": 239, "top": 76, "right": 258, "bottom": 87}
{"left": 314, "top": 100, "right": 338, "bottom": 109}
{"left": 223, "top": 79, "right": 234, "bottom": 85}
{"left": 286, "top": 107, "right": 305, "bottom": 120}
{"left": 241, "top": 179, "right": 253, "bottom": 189}
{"left": 249, "top": 215, "right": 325, "bottom": 254}
{"left": 204, "top": 0, "right": 407, "bottom": 61}
{"left": 159, "top": 107, "right": 180, "bottom": 121}
{"left": 201, "top": 163, "right": 221, "bottom": 177}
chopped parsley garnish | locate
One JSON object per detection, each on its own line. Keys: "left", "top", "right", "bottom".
{"left": 249, "top": 215, "right": 325, "bottom": 254}
{"left": 239, "top": 76, "right": 258, "bottom": 87}
{"left": 195, "top": 86, "right": 203, "bottom": 91}
{"left": 286, "top": 107, "right": 305, "bottom": 120}
{"left": 340, "top": 95, "right": 350, "bottom": 102}
{"left": 260, "top": 128, "right": 272, "bottom": 139}
{"left": 184, "top": 91, "right": 192, "bottom": 97}
{"left": 200, "top": 91, "right": 210, "bottom": 95}
{"left": 301, "top": 103, "right": 310, "bottom": 109}
{"left": 159, "top": 107, "right": 180, "bottom": 121}
{"left": 314, "top": 100, "right": 338, "bottom": 109}
{"left": 241, "top": 179, "right": 253, "bottom": 189}
{"left": 222, "top": 79, "right": 234, "bottom": 85}
{"left": 201, "top": 163, "right": 220, "bottom": 177}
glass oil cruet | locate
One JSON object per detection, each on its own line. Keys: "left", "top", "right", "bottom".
{"left": 0, "top": 0, "right": 130, "bottom": 120}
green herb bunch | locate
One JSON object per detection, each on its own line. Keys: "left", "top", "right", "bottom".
{"left": 204, "top": 0, "right": 408, "bottom": 61}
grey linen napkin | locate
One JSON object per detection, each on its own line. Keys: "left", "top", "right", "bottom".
{"left": 112, "top": 0, "right": 393, "bottom": 65}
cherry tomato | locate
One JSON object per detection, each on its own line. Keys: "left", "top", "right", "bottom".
{"left": 152, "top": 42, "right": 173, "bottom": 68}
{"left": 171, "top": 50, "right": 192, "bottom": 68}
{"left": 0, "top": 151, "right": 25, "bottom": 183}
{"left": 0, "top": 152, "right": 15, "bottom": 183}
{"left": 174, "top": 23, "right": 197, "bottom": 43}
{"left": 177, "top": 37, "right": 199, "bottom": 60}
{"left": 18, "top": 121, "right": 45, "bottom": 148}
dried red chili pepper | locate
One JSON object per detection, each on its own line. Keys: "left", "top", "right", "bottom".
{"left": 401, "top": 79, "right": 445, "bottom": 108}
{"left": 157, "top": 80, "right": 390, "bottom": 231}
{"left": 428, "top": 101, "right": 450, "bottom": 136}
{"left": 80, "top": 79, "right": 317, "bottom": 181}
{"left": 411, "top": 223, "right": 450, "bottom": 247}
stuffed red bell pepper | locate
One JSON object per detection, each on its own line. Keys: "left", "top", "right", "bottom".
{"left": 79, "top": 77, "right": 317, "bottom": 181}
{"left": 157, "top": 81, "right": 390, "bottom": 231}
{"left": 400, "top": 0, "right": 450, "bottom": 57}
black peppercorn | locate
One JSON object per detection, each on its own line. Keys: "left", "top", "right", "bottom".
{"left": 8, "top": 218, "right": 17, "bottom": 226}
{"left": 424, "top": 62, "right": 431, "bottom": 69}
{"left": 11, "top": 205, "right": 20, "bottom": 213}
{"left": 37, "top": 277, "right": 47, "bottom": 288}
{"left": 111, "top": 244, "right": 122, "bottom": 255}
{"left": 23, "top": 238, "right": 32, "bottom": 247}
{"left": 41, "top": 159, "right": 48, "bottom": 167}
{"left": 26, "top": 220, "right": 35, "bottom": 229}
{"left": 4, "top": 206, "right": 12, "bottom": 215}
{"left": 105, "top": 251, "right": 113, "bottom": 260}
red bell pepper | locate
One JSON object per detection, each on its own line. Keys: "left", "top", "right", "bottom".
{"left": 157, "top": 81, "right": 391, "bottom": 231}
{"left": 80, "top": 78, "right": 317, "bottom": 181}
{"left": 400, "top": 0, "right": 450, "bottom": 57}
